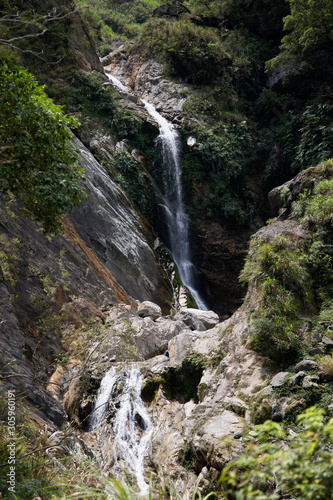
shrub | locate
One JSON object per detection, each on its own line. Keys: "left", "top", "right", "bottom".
{"left": 319, "top": 355, "right": 333, "bottom": 379}
{"left": 220, "top": 406, "right": 333, "bottom": 500}
{"left": 240, "top": 235, "right": 312, "bottom": 362}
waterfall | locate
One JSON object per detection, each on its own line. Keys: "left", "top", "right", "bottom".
{"left": 105, "top": 74, "right": 208, "bottom": 309}
{"left": 112, "top": 368, "right": 153, "bottom": 495}
{"left": 88, "top": 366, "right": 153, "bottom": 495}
{"left": 88, "top": 367, "right": 117, "bottom": 431}
{"left": 142, "top": 100, "right": 208, "bottom": 310}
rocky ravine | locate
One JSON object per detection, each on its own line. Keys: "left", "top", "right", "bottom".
{"left": 101, "top": 48, "right": 258, "bottom": 316}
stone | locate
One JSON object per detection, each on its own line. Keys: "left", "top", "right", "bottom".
{"left": 302, "top": 375, "right": 320, "bottom": 389}
{"left": 271, "top": 372, "right": 289, "bottom": 388}
{"left": 187, "top": 136, "right": 197, "bottom": 147}
{"left": 322, "top": 337, "right": 333, "bottom": 350}
{"left": 183, "top": 308, "right": 219, "bottom": 329}
{"left": 312, "top": 331, "right": 322, "bottom": 342}
{"left": 294, "top": 359, "right": 318, "bottom": 373}
{"left": 174, "top": 311, "right": 206, "bottom": 331}
{"left": 289, "top": 371, "right": 305, "bottom": 388}
{"left": 233, "top": 431, "right": 243, "bottom": 439}
{"left": 271, "top": 400, "right": 285, "bottom": 422}
{"left": 137, "top": 301, "right": 162, "bottom": 319}
{"left": 152, "top": 2, "right": 190, "bottom": 19}
{"left": 70, "top": 137, "right": 172, "bottom": 313}
{"left": 309, "top": 347, "right": 325, "bottom": 355}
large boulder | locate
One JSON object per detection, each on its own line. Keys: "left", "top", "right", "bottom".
{"left": 137, "top": 301, "right": 162, "bottom": 319}
{"left": 183, "top": 308, "right": 219, "bottom": 329}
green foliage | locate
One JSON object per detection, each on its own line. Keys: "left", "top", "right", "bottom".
{"left": 133, "top": 18, "right": 230, "bottom": 84}
{"left": 241, "top": 234, "right": 312, "bottom": 361}
{"left": 67, "top": 70, "right": 143, "bottom": 139}
{"left": 266, "top": 0, "right": 333, "bottom": 93}
{"left": 291, "top": 169, "right": 333, "bottom": 298}
{"left": 0, "top": 393, "right": 59, "bottom": 499}
{"left": 291, "top": 103, "right": 333, "bottom": 172}
{"left": 0, "top": 60, "right": 86, "bottom": 231}
{"left": 220, "top": 406, "right": 333, "bottom": 499}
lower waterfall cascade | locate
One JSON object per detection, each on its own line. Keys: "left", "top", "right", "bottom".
{"left": 106, "top": 71, "right": 208, "bottom": 310}
{"left": 88, "top": 366, "right": 153, "bottom": 495}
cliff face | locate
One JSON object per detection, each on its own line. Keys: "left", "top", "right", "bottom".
{"left": 0, "top": 135, "right": 172, "bottom": 427}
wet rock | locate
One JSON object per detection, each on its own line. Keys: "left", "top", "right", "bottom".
{"left": 70, "top": 137, "right": 172, "bottom": 313}
{"left": 271, "top": 371, "right": 289, "bottom": 388}
{"left": 183, "top": 308, "right": 219, "bottom": 329}
{"left": 294, "top": 359, "right": 319, "bottom": 373}
{"left": 137, "top": 301, "right": 162, "bottom": 319}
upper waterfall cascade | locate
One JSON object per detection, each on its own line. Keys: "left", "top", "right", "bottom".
{"left": 88, "top": 366, "right": 153, "bottom": 495}
{"left": 106, "top": 72, "right": 208, "bottom": 310}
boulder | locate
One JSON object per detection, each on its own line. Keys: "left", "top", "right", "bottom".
{"left": 302, "top": 375, "right": 320, "bottom": 389}
{"left": 289, "top": 371, "right": 306, "bottom": 389}
{"left": 294, "top": 360, "right": 318, "bottom": 373}
{"left": 271, "top": 372, "right": 289, "bottom": 388}
{"left": 152, "top": 2, "right": 190, "bottom": 19}
{"left": 183, "top": 308, "right": 219, "bottom": 329}
{"left": 137, "top": 301, "right": 162, "bottom": 319}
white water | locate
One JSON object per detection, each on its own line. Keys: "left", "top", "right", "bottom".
{"left": 112, "top": 368, "right": 153, "bottom": 495}
{"left": 142, "top": 100, "right": 208, "bottom": 310}
{"left": 106, "top": 72, "right": 128, "bottom": 92}
{"left": 106, "top": 73, "right": 208, "bottom": 309}
{"left": 88, "top": 366, "right": 152, "bottom": 495}
{"left": 89, "top": 367, "right": 117, "bottom": 431}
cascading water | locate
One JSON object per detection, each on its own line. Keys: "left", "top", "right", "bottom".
{"left": 112, "top": 368, "right": 153, "bottom": 495}
{"left": 142, "top": 100, "right": 208, "bottom": 310}
{"left": 105, "top": 72, "right": 208, "bottom": 309}
{"left": 88, "top": 366, "right": 153, "bottom": 495}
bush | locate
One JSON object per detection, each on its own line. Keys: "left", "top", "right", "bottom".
{"left": 240, "top": 234, "right": 312, "bottom": 362}
{"left": 220, "top": 406, "right": 333, "bottom": 500}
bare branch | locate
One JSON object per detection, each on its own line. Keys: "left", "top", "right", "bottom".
{"left": 0, "top": 27, "right": 48, "bottom": 44}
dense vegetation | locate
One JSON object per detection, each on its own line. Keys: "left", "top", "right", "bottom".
{"left": 1, "top": 0, "right": 333, "bottom": 498}
{"left": 0, "top": 60, "right": 85, "bottom": 231}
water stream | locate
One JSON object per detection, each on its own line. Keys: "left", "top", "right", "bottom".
{"left": 88, "top": 366, "right": 153, "bottom": 495}
{"left": 106, "top": 71, "right": 208, "bottom": 310}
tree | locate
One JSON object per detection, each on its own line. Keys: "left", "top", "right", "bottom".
{"left": 220, "top": 406, "right": 333, "bottom": 499}
{"left": 0, "top": 59, "right": 86, "bottom": 231}
{"left": 267, "top": 0, "right": 333, "bottom": 78}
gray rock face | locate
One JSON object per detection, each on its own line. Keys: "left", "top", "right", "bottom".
{"left": 0, "top": 284, "right": 66, "bottom": 426}
{"left": 89, "top": 305, "right": 187, "bottom": 363}
{"left": 268, "top": 164, "right": 332, "bottom": 216}
{"left": 294, "top": 360, "right": 319, "bottom": 373}
{"left": 271, "top": 372, "right": 289, "bottom": 388}
{"left": 104, "top": 48, "right": 192, "bottom": 122}
{"left": 70, "top": 137, "right": 172, "bottom": 313}
{"left": 137, "top": 301, "right": 162, "bottom": 319}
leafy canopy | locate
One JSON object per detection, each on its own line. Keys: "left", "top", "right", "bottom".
{"left": 0, "top": 59, "right": 86, "bottom": 231}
